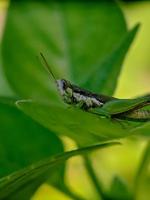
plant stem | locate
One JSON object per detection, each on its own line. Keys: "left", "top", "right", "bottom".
{"left": 83, "top": 154, "right": 106, "bottom": 200}
{"left": 62, "top": 186, "right": 86, "bottom": 200}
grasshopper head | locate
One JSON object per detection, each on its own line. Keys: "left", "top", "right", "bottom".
{"left": 56, "top": 79, "right": 73, "bottom": 104}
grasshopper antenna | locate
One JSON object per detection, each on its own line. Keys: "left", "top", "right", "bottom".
{"left": 39, "top": 52, "right": 56, "bottom": 82}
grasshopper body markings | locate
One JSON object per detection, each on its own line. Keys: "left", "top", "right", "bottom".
{"left": 40, "top": 53, "right": 150, "bottom": 122}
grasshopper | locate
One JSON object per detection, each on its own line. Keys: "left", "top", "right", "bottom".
{"left": 40, "top": 53, "right": 150, "bottom": 122}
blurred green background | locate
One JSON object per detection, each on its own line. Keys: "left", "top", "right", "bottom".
{"left": 0, "top": 1, "right": 150, "bottom": 200}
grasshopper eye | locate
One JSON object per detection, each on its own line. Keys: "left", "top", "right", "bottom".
{"left": 61, "top": 80, "right": 67, "bottom": 90}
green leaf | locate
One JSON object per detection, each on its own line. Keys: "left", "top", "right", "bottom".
{"left": 134, "top": 142, "right": 150, "bottom": 200}
{"left": 0, "top": 50, "right": 14, "bottom": 96}
{"left": 81, "top": 24, "right": 139, "bottom": 95}
{"left": 0, "top": 141, "right": 119, "bottom": 200}
{"left": 2, "top": 1, "right": 127, "bottom": 100}
{"left": 0, "top": 97, "right": 64, "bottom": 198}
{"left": 130, "top": 122, "right": 150, "bottom": 137}
{"left": 107, "top": 176, "right": 132, "bottom": 200}
{"left": 16, "top": 100, "right": 131, "bottom": 146}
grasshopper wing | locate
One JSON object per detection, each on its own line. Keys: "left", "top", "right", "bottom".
{"left": 93, "top": 96, "right": 150, "bottom": 116}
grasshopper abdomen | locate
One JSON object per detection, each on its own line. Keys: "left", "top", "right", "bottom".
{"left": 114, "top": 109, "right": 150, "bottom": 122}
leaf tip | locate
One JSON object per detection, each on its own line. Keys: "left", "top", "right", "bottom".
{"left": 15, "top": 99, "right": 33, "bottom": 107}
{"left": 131, "top": 22, "right": 141, "bottom": 34}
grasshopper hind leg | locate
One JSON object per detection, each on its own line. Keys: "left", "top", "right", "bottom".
{"left": 110, "top": 116, "right": 131, "bottom": 129}
{"left": 122, "top": 110, "right": 150, "bottom": 122}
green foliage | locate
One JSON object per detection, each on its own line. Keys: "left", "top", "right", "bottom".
{"left": 0, "top": 51, "right": 14, "bottom": 96}
{"left": 134, "top": 142, "right": 150, "bottom": 200}
{"left": 16, "top": 100, "right": 129, "bottom": 145}
{"left": 2, "top": 0, "right": 127, "bottom": 100}
{"left": 107, "top": 176, "right": 132, "bottom": 200}
{"left": 0, "top": 97, "right": 65, "bottom": 199}
{"left": 82, "top": 24, "right": 139, "bottom": 95}
{"left": 0, "top": 142, "right": 118, "bottom": 200}
{"left": 0, "top": 0, "right": 149, "bottom": 199}
{"left": 0, "top": 98, "right": 63, "bottom": 176}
